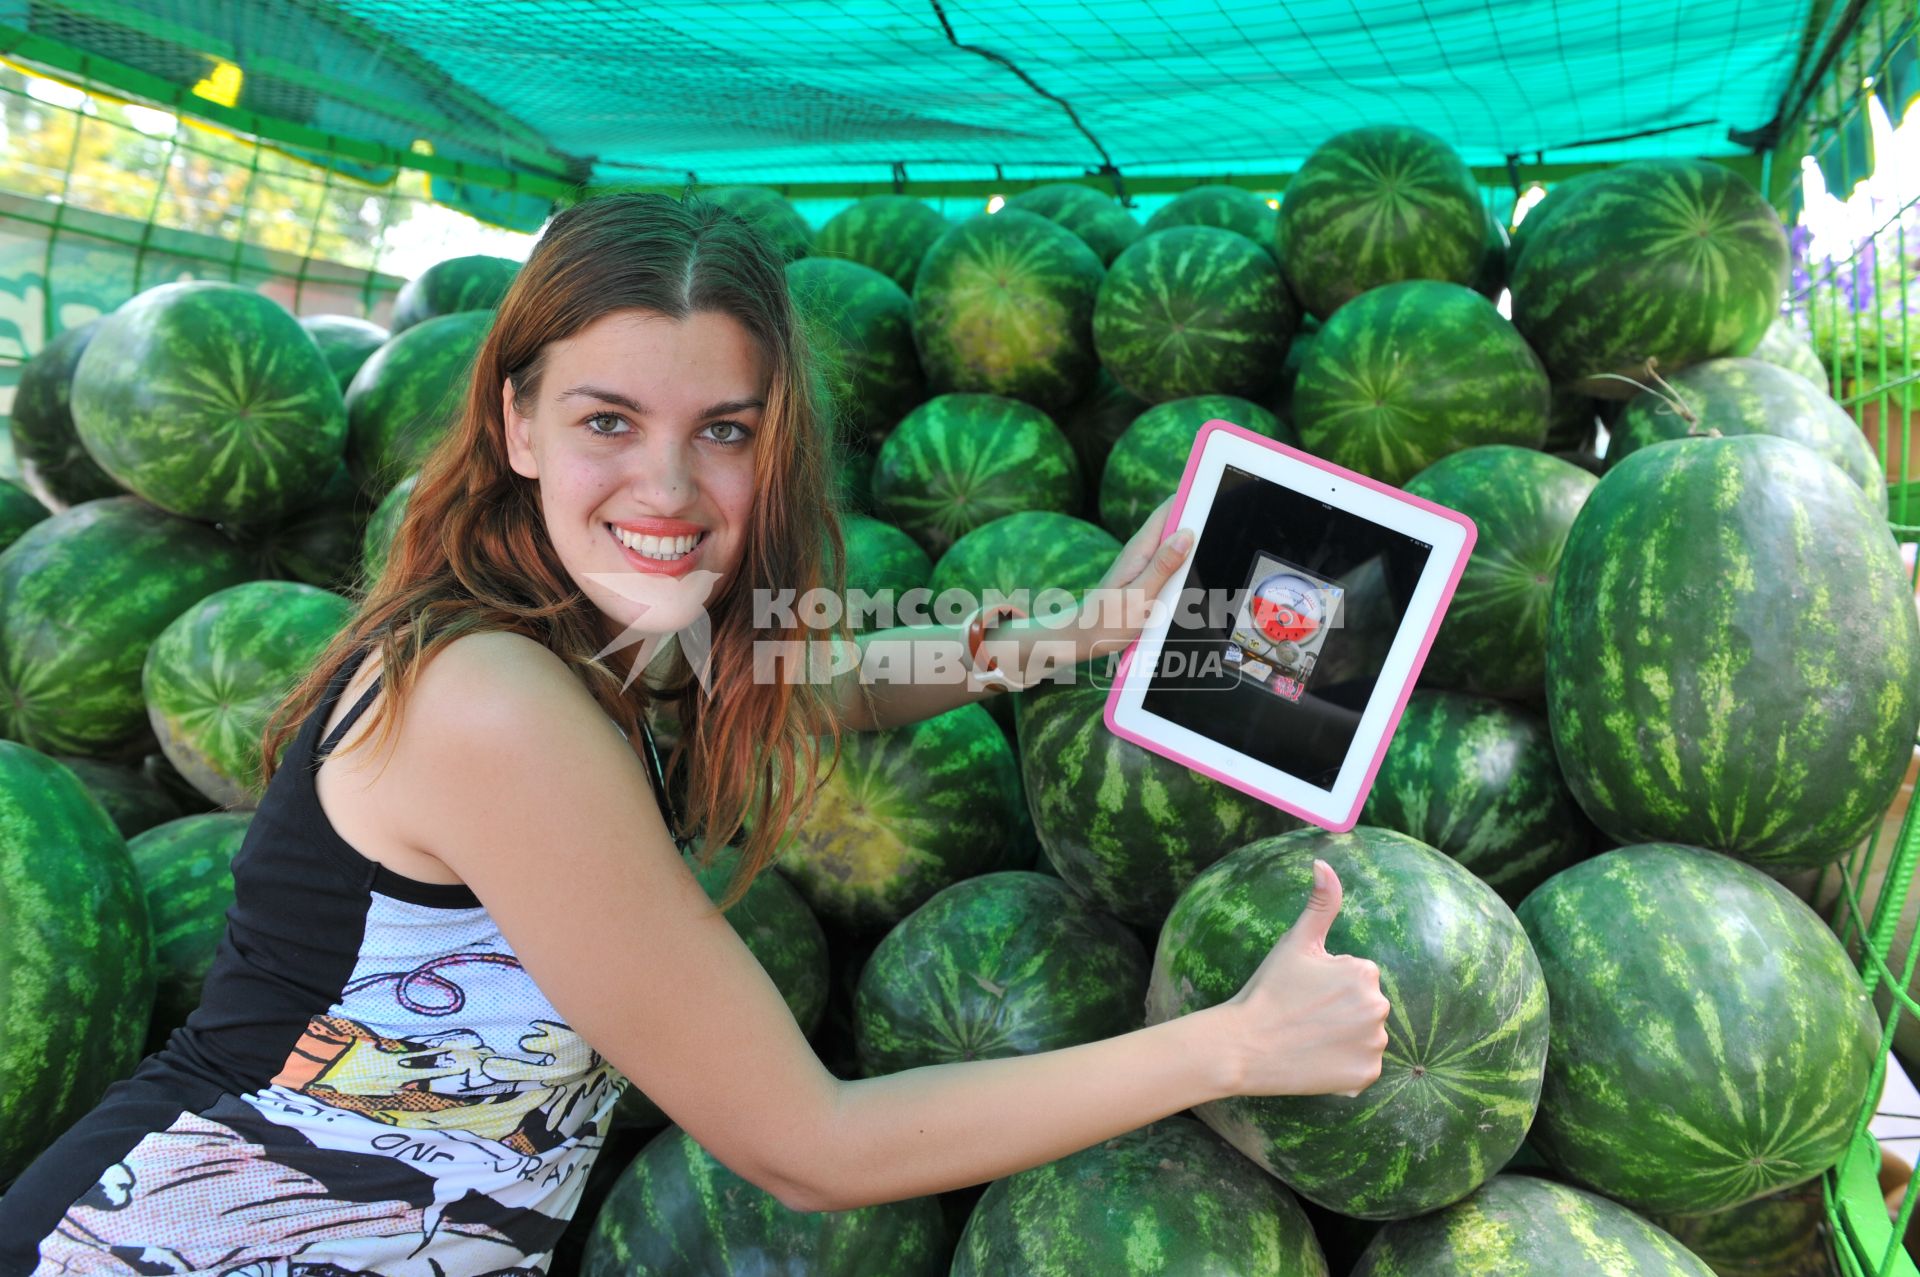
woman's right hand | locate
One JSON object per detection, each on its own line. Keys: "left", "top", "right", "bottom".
{"left": 1219, "top": 859, "right": 1392, "bottom": 1098}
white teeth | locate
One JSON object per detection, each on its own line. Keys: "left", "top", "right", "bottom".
{"left": 611, "top": 526, "right": 703, "bottom": 560}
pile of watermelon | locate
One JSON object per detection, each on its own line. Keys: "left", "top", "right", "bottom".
{"left": 1, "top": 141, "right": 1908, "bottom": 1277}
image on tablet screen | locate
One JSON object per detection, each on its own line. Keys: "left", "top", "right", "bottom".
{"left": 1224, "top": 553, "right": 1345, "bottom": 704}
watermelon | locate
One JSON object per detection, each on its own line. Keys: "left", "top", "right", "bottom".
{"left": 840, "top": 514, "right": 934, "bottom": 633}
{"left": 1018, "top": 679, "right": 1301, "bottom": 931}
{"left": 71, "top": 281, "right": 348, "bottom": 522}
{"left": 1752, "top": 316, "right": 1831, "bottom": 394}
{"left": 1359, "top": 691, "right": 1591, "bottom": 906}
{"left": 1271, "top": 329, "right": 1316, "bottom": 425}
{"left": 1099, "top": 395, "right": 1288, "bottom": 540}
{"left": 1652, "top": 1180, "right": 1836, "bottom": 1277}
{"left": 0, "top": 476, "right": 47, "bottom": 552}
{"left": 299, "top": 313, "right": 390, "bottom": 388}
{"left": 1351, "top": 1174, "right": 1715, "bottom": 1276}
{"left": 1093, "top": 226, "right": 1298, "bottom": 404}
{"left": 872, "top": 393, "right": 1081, "bottom": 557}
{"left": 1006, "top": 183, "right": 1143, "bottom": 266}
{"left": 1277, "top": 126, "right": 1487, "bottom": 321}
{"left": 53, "top": 755, "right": 183, "bottom": 838}
{"left": 362, "top": 470, "right": 417, "bottom": 583}
{"left": 582, "top": 1125, "right": 949, "bottom": 1276}
{"left": 388, "top": 254, "right": 517, "bottom": 332}
{"left": 143, "top": 580, "right": 355, "bottom": 807}
{"left": 344, "top": 310, "right": 490, "bottom": 496}
{"left": 1607, "top": 357, "right": 1882, "bottom": 505}
{"left": 1293, "top": 281, "right": 1551, "bottom": 486}
{"left": 0, "top": 741, "right": 154, "bottom": 1184}
{"left": 1145, "top": 185, "right": 1280, "bottom": 260}
{"left": 10, "top": 318, "right": 118, "bottom": 507}
{"left": 1056, "top": 370, "right": 1149, "bottom": 504}
{"left": 1471, "top": 207, "right": 1511, "bottom": 300}
{"left": 218, "top": 461, "right": 366, "bottom": 590}
{"left": 787, "top": 257, "right": 926, "bottom": 445}
{"left": 855, "top": 871, "right": 1145, "bottom": 1075}
{"left": 1517, "top": 844, "right": 1880, "bottom": 1215}
{"left": 1543, "top": 386, "right": 1603, "bottom": 453}
{"left": 953, "top": 1117, "right": 1327, "bottom": 1276}
{"left": 127, "top": 811, "right": 248, "bottom": 1053}
{"left": 929, "top": 511, "right": 1121, "bottom": 614}
{"left": 1505, "top": 171, "right": 1606, "bottom": 274}
{"left": 911, "top": 210, "right": 1105, "bottom": 413}
{"left": 1545, "top": 434, "right": 1920, "bottom": 869}
{"left": 1508, "top": 159, "right": 1789, "bottom": 396}
{"left": 0, "top": 497, "right": 255, "bottom": 758}
{"left": 837, "top": 446, "right": 875, "bottom": 515}
{"left": 1402, "top": 445, "right": 1597, "bottom": 701}
{"left": 1147, "top": 827, "right": 1548, "bottom": 1219}
{"left": 703, "top": 186, "right": 814, "bottom": 263}
{"left": 777, "top": 702, "right": 1022, "bottom": 934}
{"left": 815, "top": 196, "right": 952, "bottom": 292}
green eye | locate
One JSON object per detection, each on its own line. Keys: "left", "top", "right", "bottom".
{"left": 705, "top": 421, "right": 754, "bottom": 446}
{"left": 584, "top": 412, "right": 629, "bottom": 437}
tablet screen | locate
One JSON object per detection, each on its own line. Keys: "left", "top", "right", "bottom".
{"left": 1136, "top": 463, "right": 1435, "bottom": 790}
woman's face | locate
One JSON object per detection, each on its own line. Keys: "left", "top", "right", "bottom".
{"left": 504, "top": 308, "right": 765, "bottom": 650}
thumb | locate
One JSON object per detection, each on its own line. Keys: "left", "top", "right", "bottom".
{"left": 1137, "top": 528, "right": 1195, "bottom": 590}
{"left": 1285, "top": 858, "right": 1343, "bottom": 952}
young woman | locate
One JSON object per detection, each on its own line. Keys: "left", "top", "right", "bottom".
{"left": 0, "top": 194, "right": 1389, "bottom": 1274}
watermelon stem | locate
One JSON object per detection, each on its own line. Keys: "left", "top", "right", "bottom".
{"left": 1590, "top": 359, "right": 1698, "bottom": 425}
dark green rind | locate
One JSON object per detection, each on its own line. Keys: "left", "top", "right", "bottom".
{"left": 1471, "top": 209, "right": 1510, "bottom": 300}
{"left": 787, "top": 257, "right": 926, "bottom": 445}
{"left": 840, "top": 514, "right": 934, "bottom": 634}
{"left": 1402, "top": 445, "right": 1597, "bottom": 702}
{"left": 142, "top": 580, "right": 354, "bottom": 807}
{"left": 929, "top": 511, "right": 1121, "bottom": 614}
{"left": 0, "top": 742, "right": 154, "bottom": 1184}
{"left": 344, "top": 310, "right": 490, "bottom": 497}
{"left": 1652, "top": 1180, "right": 1836, "bottom": 1277}
{"left": 1293, "top": 280, "right": 1551, "bottom": 487}
{"left": 778, "top": 702, "right": 1021, "bottom": 935}
{"left": 53, "top": 755, "right": 182, "bottom": 838}
{"left": 362, "top": 471, "right": 417, "bottom": 584}
{"left": 872, "top": 393, "right": 1081, "bottom": 558}
{"left": 1544, "top": 434, "right": 1920, "bottom": 868}
{"left": 1148, "top": 827, "right": 1549, "bottom": 1220}
{"left": 953, "top": 1117, "right": 1328, "bottom": 1277}
{"left": 582, "top": 1125, "right": 949, "bottom": 1277}
{"left": 1019, "top": 679, "right": 1301, "bottom": 931}
{"left": 1093, "top": 226, "right": 1298, "bottom": 405}
{"left": 1277, "top": 126, "right": 1487, "bottom": 321}
{"left": 300, "top": 314, "right": 390, "bottom": 388}
{"left": 1351, "top": 1174, "right": 1715, "bottom": 1276}
{"left": 815, "top": 196, "right": 951, "bottom": 292}
{"left": 854, "top": 871, "right": 1147, "bottom": 1076}
{"left": 1508, "top": 159, "right": 1789, "bottom": 396}
{"left": 389, "top": 254, "right": 518, "bottom": 332}
{"left": 126, "top": 811, "right": 248, "bottom": 1054}
{"left": 1057, "top": 369, "right": 1150, "bottom": 506}
{"left": 1752, "top": 317, "right": 1831, "bottom": 395}
{"left": 1006, "top": 183, "right": 1144, "bottom": 266}
{"left": 1099, "top": 395, "right": 1288, "bottom": 540}
{"left": 218, "top": 461, "right": 366, "bottom": 591}
{"left": 703, "top": 186, "right": 815, "bottom": 263}
{"left": 1360, "top": 691, "right": 1591, "bottom": 907}
{"left": 10, "top": 318, "right": 118, "bottom": 507}
{"left": 1506, "top": 171, "right": 1608, "bottom": 274}
{"left": 1516, "top": 845, "right": 1880, "bottom": 1215}
{"left": 911, "top": 211, "right": 1105, "bottom": 414}
{"left": 1145, "top": 186, "right": 1281, "bottom": 261}
{"left": 1543, "top": 387, "right": 1602, "bottom": 454}
{"left": 1609, "top": 358, "right": 1882, "bottom": 507}
{"left": 0, "top": 478, "right": 47, "bottom": 553}
{"left": 71, "top": 281, "right": 348, "bottom": 522}
{"left": 0, "top": 497, "right": 255, "bottom": 758}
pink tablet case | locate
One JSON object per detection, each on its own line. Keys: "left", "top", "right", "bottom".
{"left": 1101, "top": 418, "right": 1479, "bottom": 832}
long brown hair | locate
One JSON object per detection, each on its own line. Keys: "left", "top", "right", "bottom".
{"left": 262, "top": 193, "right": 850, "bottom": 910}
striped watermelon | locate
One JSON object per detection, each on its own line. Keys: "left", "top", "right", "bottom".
{"left": 841, "top": 513, "right": 934, "bottom": 633}
{"left": 0, "top": 497, "right": 255, "bottom": 758}
{"left": 582, "top": 1125, "right": 949, "bottom": 1276}
{"left": 1505, "top": 171, "right": 1606, "bottom": 273}
{"left": 361, "top": 470, "right": 417, "bottom": 583}
{"left": 787, "top": 257, "right": 926, "bottom": 445}
{"left": 1402, "top": 445, "right": 1597, "bottom": 702}
{"left": 911, "top": 210, "right": 1105, "bottom": 413}
{"left": 854, "top": 871, "right": 1147, "bottom": 1075}
{"left": 1147, "top": 827, "right": 1548, "bottom": 1219}
{"left": 1608, "top": 357, "right": 1881, "bottom": 505}
{"left": 389, "top": 254, "right": 517, "bottom": 332}
{"left": 778, "top": 702, "right": 1022, "bottom": 934}
{"left": 56, "top": 755, "right": 184, "bottom": 838}
{"left": 929, "top": 510, "right": 1120, "bottom": 613}
{"left": 127, "top": 811, "right": 248, "bottom": 1054}
{"left": 1271, "top": 329, "right": 1316, "bottom": 425}
{"left": 815, "top": 196, "right": 951, "bottom": 292}
{"left": 1351, "top": 1174, "right": 1715, "bottom": 1276}
{"left": 1093, "top": 226, "right": 1298, "bottom": 404}
{"left": 143, "top": 580, "right": 354, "bottom": 807}
{"left": 299, "top": 314, "right": 390, "bottom": 388}
{"left": 71, "top": 281, "right": 348, "bottom": 522}
{"left": 1277, "top": 126, "right": 1487, "bottom": 321}
{"left": 1099, "top": 395, "right": 1288, "bottom": 539}
{"left": 344, "top": 310, "right": 490, "bottom": 497}
{"left": 1509, "top": 159, "right": 1789, "bottom": 396}
{"left": 872, "top": 393, "right": 1081, "bottom": 557}
{"left": 1752, "top": 316, "right": 1831, "bottom": 394}
{"left": 1145, "top": 186, "right": 1280, "bottom": 260}
{"left": 1019, "top": 679, "right": 1301, "bottom": 931}
{"left": 1517, "top": 844, "right": 1879, "bottom": 1215}
{"left": 0, "top": 742, "right": 154, "bottom": 1183}
{"left": 10, "top": 318, "right": 118, "bottom": 507}
{"left": 218, "top": 461, "right": 365, "bottom": 591}
{"left": 1360, "top": 691, "right": 1591, "bottom": 906}
{"left": 953, "top": 1117, "right": 1327, "bottom": 1276}
{"left": 0, "top": 477, "right": 47, "bottom": 552}
{"left": 1293, "top": 281, "right": 1551, "bottom": 486}
{"left": 1006, "top": 183, "right": 1143, "bottom": 266}
{"left": 1652, "top": 1181, "right": 1836, "bottom": 1277}
{"left": 1545, "top": 434, "right": 1920, "bottom": 869}
{"left": 1057, "top": 369, "right": 1149, "bottom": 506}
{"left": 703, "top": 186, "right": 814, "bottom": 262}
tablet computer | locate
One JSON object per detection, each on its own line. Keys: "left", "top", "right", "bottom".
{"left": 1101, "top": 418, "right": 1477, "bottom": 832}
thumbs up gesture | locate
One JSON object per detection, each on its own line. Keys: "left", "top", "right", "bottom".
{"left": 1222, "top": 859, "right": 1392, "bottom": 1098}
